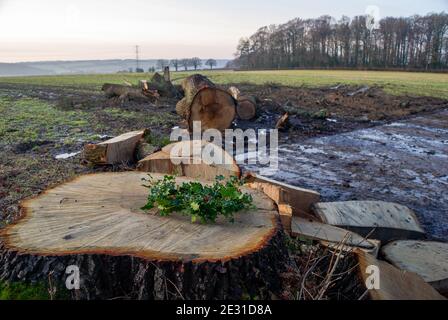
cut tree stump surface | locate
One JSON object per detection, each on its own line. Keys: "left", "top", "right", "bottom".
{"left": 381, "top": 240, "right": 448, "bottom": 292}
{"left": 0, "top": 172, "right": 277, "bottom": 262}
{"left": 312, "top": 201, "right": 425, "bottom": 241}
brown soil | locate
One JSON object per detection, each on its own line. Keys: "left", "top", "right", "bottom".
{"left": 231, "top": 83, "right": 448, "bottom": 139}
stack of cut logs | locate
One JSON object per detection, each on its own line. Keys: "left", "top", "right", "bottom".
{"left": 102, "top": 70, "right": 259, "bottom": 132}
{"left": 174, "top": 75, "right": 257, "bottom": 130}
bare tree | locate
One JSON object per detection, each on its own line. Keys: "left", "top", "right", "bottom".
{"left": 179, "top": 58, "right": 190, "bottom": 71}
{"left": 205, "top": 59, "right": 217, "bottom": 69}
{"left": 232, "top": 12, "right": 448, "bottom": 70}
{"left": 190, "top": 57, "right": 202, "bottom": 70}
{"left": 170, "top": 59, "right": 180, "bottom": 72}
{"left": 156, "top": 59, "right": 169, "bottom": 71}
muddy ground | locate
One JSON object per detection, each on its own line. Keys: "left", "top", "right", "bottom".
{"left": 1, "top": 82, "right": 447, "bottom": 240}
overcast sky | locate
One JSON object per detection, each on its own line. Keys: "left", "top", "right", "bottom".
{"left": 0, "top": 0, "right": 446, "bottom": 62}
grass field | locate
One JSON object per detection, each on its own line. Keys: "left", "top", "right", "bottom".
{"left": 1, "top": 69, "right": 448, "bottom": 99}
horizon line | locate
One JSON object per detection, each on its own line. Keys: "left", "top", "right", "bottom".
{"left": 0, "top": 57, "right": 233, "bottom": 64}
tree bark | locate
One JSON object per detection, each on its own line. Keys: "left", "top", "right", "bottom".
{"left": 0, "top": 172, "right": 290, "bottom": 300}
{"left": 228, "top": 86, "right": 257, "bottom": 120}
{"left": 176, "top": 75, "right": 236, "bottom": 131}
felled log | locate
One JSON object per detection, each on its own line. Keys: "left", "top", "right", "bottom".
{"left": 381, "top": 240, "right": 448, "bottom": 294}
{"left": 176, "top": 74, "right": 236, "bottom": 131}
{"left": 84, "top": 130, "right": 147, "bottom": 165}
{"left": 356, "top": 250, "right": 445, "bottom": 300}
{"left": 138, "top": 140, "right": 241, "bottom": 180}
{"left": 312, "top": 201, "right": 425, "bottom": 242}
{"left": 0, "top": 172, "right": 289, "bottom": 300}
{"left": 291, "top": 217, "right": 380, "bottom": 256}
{"left": 147, "top": 72, "right": 178, "bottom": 98}
{"left": 101, "top": 83, "right": 151, "bottom": 101}
{"left": 228, "top": 86, "right": 257, "bottom": 120}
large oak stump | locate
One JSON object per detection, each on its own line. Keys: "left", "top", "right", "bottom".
{"left": 0, "top": 172, "right": 289, "bottom": 300}
{"left": 176, "top": 74, "right": 236, "bottom": 131}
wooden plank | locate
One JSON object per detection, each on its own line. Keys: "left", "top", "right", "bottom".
{"left": 356, "top": 250, "right": 445, "bottom": 300}
{"left": 245, "top": 172, "right": 320, "bottom": 215}
{"left": 320, "top": 239, "right": 381, "bottom": 258}
{"left": 382, "top": 240, "right": 448, "bottom": 293}
{"left": 84, "top": 130, "right": 146, "bottom": 165}
{"left": 291, "top": 216, "right": 376, "bottom": 250}
{"left": 312, "top": 201, "right": 425, "bottom": 242}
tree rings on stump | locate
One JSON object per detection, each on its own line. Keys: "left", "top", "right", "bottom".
{"left": 0, "top": 172, "right": 288, "bottom": 300}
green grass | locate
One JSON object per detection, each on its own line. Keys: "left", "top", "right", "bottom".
{"left": 0, "top": 280, "right": 71, "bottom": 300}
{"left": 0, "top": 281, "right": 49, "bottom": 300}
{"left": 0, "top": 96, "right": 99, "bottom": 146}
{"left": 1, "top": 69, "right": 448, "bottom": 99}
{"left": 102, "top": 107, "right": 178, "bottom": 127}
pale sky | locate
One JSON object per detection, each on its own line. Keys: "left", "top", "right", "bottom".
{"left": 0, "top": 0, "right": 446, "bottom": 62}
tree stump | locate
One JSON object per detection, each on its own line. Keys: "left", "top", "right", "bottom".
{"left": 176, "top": 74, "right": 236, "bottom": 131}
{"left": 0, "top": 172, "right": 289, "bottom": 300}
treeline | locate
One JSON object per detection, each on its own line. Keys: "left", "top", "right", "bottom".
{"left": 232, "top": 12, "right": 448, "bottom": 70}
{"left": 156, "top": 58, "right": 218, "bottom": 71}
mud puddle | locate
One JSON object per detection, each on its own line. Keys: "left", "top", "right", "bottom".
{"left": 242, "top": 109, "right": 448, "bottom": 240}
